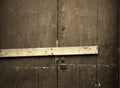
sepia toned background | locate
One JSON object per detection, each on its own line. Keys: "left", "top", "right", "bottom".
{"left": 0, "top": 0, "right": 119, "bottom": 88}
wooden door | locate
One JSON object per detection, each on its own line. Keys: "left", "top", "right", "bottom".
{"left": 57, "top": 0, "right": 98, "bottom": 88}
{"left": 57, "top": 0, "right": 119, "bottom": 88}
{"left": 0, "top": 0, "right": 57, "bottom": 88}
{"left": 0, "top": 0, "right": 119, "bottom": 88}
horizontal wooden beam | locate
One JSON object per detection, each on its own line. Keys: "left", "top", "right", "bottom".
{"left": 0, "top": 46, "right": 98, "bottom": 57}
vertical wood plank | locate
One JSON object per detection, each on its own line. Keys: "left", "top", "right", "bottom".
{"left": 58, "top": 65, "right": 76, "bottom": 88}
{"left": 58, "top": 0, "right": 97, "bottom": 46}
{"left": 58, "top": 0, "right": 97, "bottom": 88}
{"left": 0, "top": 0, "right": 18, "bottom": 49}
{"left": 39, "top": 66, "right": 57, "bottom": 88}
{"left": 76, "top": 64, "right": 96, "bottom": 88}
{"left": 0, "top": 0, "right": 57, "bottom": 49}
{"left": 0, "top": 59, "right": 38, "bottom": 88}
{"left": 98, "top": 0, "right": 119, "bottom": 88}
{"left": 16, "top": 0, "right": 57, "bottom": 48}
{"left": 14, "top": 67, "right": 38, "bottom": 88}
{"left": 0, "top": 57, "right": 56, "bottom": 88}
{"left": 0, "top": 63, "right": 18, "bottom": 88}
{"left": 0, "top": 0, "right": 57, "bottom": 88}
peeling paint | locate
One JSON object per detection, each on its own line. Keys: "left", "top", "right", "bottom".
{"left": 98, "top": 83, "right": 101, "bottom": 87}
{"left": 14, "top": 66, "right": 39, "bottom": 71}
{"left": 95, "top": 83, "right": 97, "bottom": 87}
{"left": 78, "top": 64, "right": 96, "bottom": 68}
{"left": 42, "top": 67, "right": 49, "bottom": 69}
{"left": 106, "top": 65, "right": 109, "bottom": 67}
{"left": 98, "top": 64, "right": 118, "bottom": 68}
{"left": 14, "top": 66, "right": 20, "bottom": 71}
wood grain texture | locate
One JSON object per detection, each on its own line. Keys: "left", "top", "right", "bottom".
{"left": 0, "top": 46, "right": 98, "bottom": 57}
{"left": 98, "top": 0, "right": 119, "bottom": 88}
{"left": 0, "top": 0, "right": 57, "bottom": 49}
{"left": 0, "top": 59, "right": 38, "bottom": 88}
{"left": 76, "top": 64, "right": 96, "bottom": 88}
{"left": 0, "top": 0, "right": 119, "bottom": 88}
{"left": 39, "top": 66, "right": 56, "bottom": 88}
{"left": 58, "top": 0, "right": 97, "bottom": 88}
{"left": 0, "top": 0, "right": 18, "bottom": 49}
{"left": 0, "top": 0, "right": 57, "bottom": 88}
{"left": 58, "top": 0, "right": 97, "bottom": 46}
{"left": 58, "top": 65, "right": 76, "bottom": 88}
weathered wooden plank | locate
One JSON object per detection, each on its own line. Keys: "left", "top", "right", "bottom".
{"left": 39, "top": 67, "right": 57, "bottom": 88}
{"left": 0, "top": 65, "right": 18, "bottom": 88}
{"left": 0, "top": 0, "right": 18, "bottom": 49}
{"left": 14, "top": 67, "right": 38, "bottom": 88}
{"left": 98, "top": 0, "right": 119, "bottom": 88}
{"left": 76, "top": 64, "right": 96, "bottom": 88}
{"left": 58, "top": 0, "right": 97, "bottom": 46}
{"left": 0, "top": 46, "right": 98, "bottom": 57}
{"left": 0, "top": 59, "right": 38, "bottom": 88}
{"left": 0, "top": 0, "right": 57, "bottom": 88}
{"left": 58, "top": 65, "right": 76, "bottom": 88}
{"left": 58, "top": 0, "right": 97, "bottom": 88}
{"left": 0, "top": 0, "right": 57, "bottom": 49}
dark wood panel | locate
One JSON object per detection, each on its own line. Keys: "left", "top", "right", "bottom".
{"left": 0, "top": 0, "right": 57, "bottom": 88}
{"left": 98, "top": 0, "right": 119, "bottom": 88}
{"left": 0, "top": 57, "right": 56, "bottom": 88}
{"left": 0, "top": 0, "right": 18, "bottom": 49}
{"left": 76, "top": 64, "right": 96, "bottom": 88}
{"left": 58, "top": 65, "right": 76, "bottom": 88}
{"left": 0, "top": 59, "right": 38, "bottom": 88}
{"left": 58, "top": 0, "right": 97, "bottom": 46}
{"left": 58, "top": 0, "right": 97, "bottom": 88}
{"left": 39, "top": 66, "right": 57, "bottom": 88}
{"left": 14, "top": 67, "right": 38, "bottom": 88}
{"left": 0, "top": 0, "right": 57, "bottom": 49}
{"left": 0, "top": 64, "right": 19, "bottom": 88}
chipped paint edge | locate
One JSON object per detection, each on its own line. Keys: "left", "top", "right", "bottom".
{"left": 0, "top": 46, "right": 98, "bottom": 57}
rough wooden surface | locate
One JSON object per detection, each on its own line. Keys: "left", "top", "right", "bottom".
{"left": 0, "top": 0, "right": 119, "bottom": 88}
{"left": 0, "top": 0, "right": 57, "bottom": 88}
{"left": 58, "top": 0, "right": 97, "bottom": 46}
{"left": 0, "top": 0, "right": 57, "bottom": 49}
{"left": 0, "top": 46, "right": 98, "bottom": 57}
{"left": 39, "top": 66, "right": 56, "bottom": 88}
{"left": 58, "top": 0, "right": 98, "bottom": 88}
{"left": 58, "top": 65, "right": 76, "bottom": 88}
{"left": 98, "top": 0, "right": 119, "bottom": 88}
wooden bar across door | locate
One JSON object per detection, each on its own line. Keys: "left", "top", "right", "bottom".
{"left": 0, "top": 46, "right": 98, "bottom": 57}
